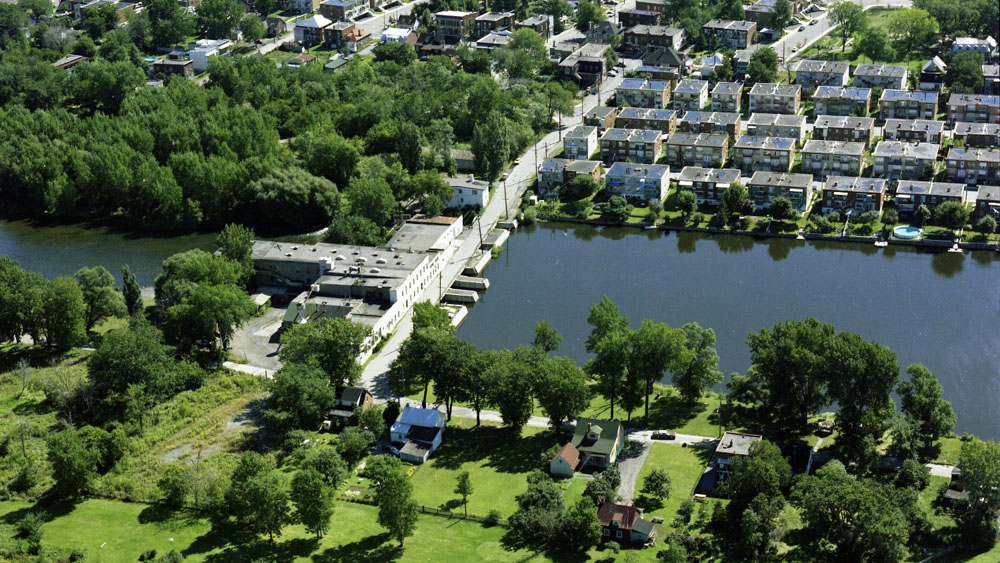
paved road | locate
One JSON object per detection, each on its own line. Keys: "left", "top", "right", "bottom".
{"left": 616, "top": 440, "right": 651, "bottom": 502}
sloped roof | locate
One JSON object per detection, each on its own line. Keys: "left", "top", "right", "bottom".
{"left": 398, "top": 405, "right": 445, "bottom": 429}
{"left": 552, "top": 442, "right": 581, "bottom": 468}
{"left": 597, "top": 502, "right": 640, "bottom": 530}
{"left": 572, "top": 417, "right": 623, "bottom": 456}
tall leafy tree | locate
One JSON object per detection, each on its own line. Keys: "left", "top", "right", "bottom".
{"left": 574, "top": 0, "right": 604, "bottom": 33}
{"left": 216, "top": 224, "right": 255, "bottom": 286}
{"left": 720, "top": 183, "right": 752, "bottom": 227}
{"left": 592, "top": 330, "right": 631, "bottom": 421}
{"left": 120, "top": 265, "right": 143, "bottom": 318}
{"left": 584, "top": 295, "right": 629, "bottom": 353}
{"left": 165, "top": 283, "right": 254, "bottom": 354}
{"left": 486, "top": 351, "right": 536, "bottom": 431}
{"left": 225, "top": 452, "right": 290, "bottom": 541}
{"left": 509, "top": 471, "right": 566, "bottom": 544}
{"left": 543, "top": 0, "right": 572, "bottom": 33}
{"left": 279, "top": 318, "right": 372, "bottom": 387}
{"left": 42, "top": 277, "right": 86, "bottom": 350}
{"left": 71, "top": 60, "right": 146, "bottom": 115}
{"left": 629, "top": 320, "right": 689, "bottom": 420}
{"left": 290, "top": 468, "right": 334, "bottom": 538}
{"left": 535, "top": 356, "right": 590, "bottom": 438}
{"left": 454, "top": 471, "right": 473, "bottom": 516}
{"left": 377, "top": 471, "right": 419, "bottom": 547}
{"left": 673, "top": 322, "right": 723, "bottom": 404}
{"left": 746, "top": 48, "right": 778, "bottom": 85}
{"left": 532, "top": 320, "right": 562, "bottom": 353}
{"left": 0, "top": 4, "right": 28, "bottom": 50}
{"left": 145, "top": 0, "right": 191, "bottom": 47}
{"left": 829, "top": 1, "right": 867, "bottom": 52}
{"left": 75, "top": 266, "right": 126, "bottom": 332}
{"left": 945, "top": 52, "right": 986, "bottom": 94}
{"left": 346, "top": 177, "right": 396, "bottom": 227}
{"left": 771, "top": 0, "right": 793, "bottom": 30}
{"left": 472, "top": 111, "right": 512, "bottom": 183}
{"left": 896, "top": 364, "right": 955, "bottom": 460}
{"left": 412, "top": 301, "right": 454, "bottom": 332}
{"left": 887, "top": 8, "right": 938, "bottom": 56}
{"left": 268, "top": 361, "right": 337, "bottom": 431}
{"left": 955, "top": 439, "right": 1000, "bottom": 549}
{"left": 561, "top": 498, "right": 601, "bottom": 550}
{"left": 196, "top": 0, "right": 241, "bottom": 39}
{"left": 47, "top": 429, "right": 98, "bottom": 498}
{"left": 856, "top": 27, "right": 895, "bottom": 63}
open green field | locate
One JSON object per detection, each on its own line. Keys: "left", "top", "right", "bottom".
{"left": 634, "top": 443, "right": 712, "bottom": 531}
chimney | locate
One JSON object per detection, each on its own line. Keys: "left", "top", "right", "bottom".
{"left": 468, "top": 173, "right": 475, "bottom": 182}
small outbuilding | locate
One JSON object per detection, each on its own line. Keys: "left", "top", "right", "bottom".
{"left": 390, "top": 406, "right": 446, "bottom": 464}
{"left": 549, "top": 443, "right": 581, "bottom": 478}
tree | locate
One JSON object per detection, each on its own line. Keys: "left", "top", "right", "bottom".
{"left": 532, "top": 320, "right": 562, "bottom": 353}
{"left": 955, "top": 439, "right": 1000, "bottom": 549}
{"left": 562, "top": 174, "right": 598, "bottom": 201}
{"left": 973, "top": 215, "right": 997, "bottom": 236}
{"left": 84, "top": 3, "right": 118, "bottom": 39}
{"left": 585, "top": 295, "right": 629, "bottom": 353}
{"left": 294, "top": 131, "right": 359, "bottom": 189}
{"left": 543, "top": 0, "right": 573, "bottom": 33}
{"left": 455, "top": 470, "right": 473, "bottom": 516}
{"left": 456, "top": 350, "right": 500, "bottom": 426}
{"left": 225, "top": 452, "right": 291, "bottom": 541}
{"left": 216, "top": 223, "right": 255, "bottom": 286}
{"left": 768, "top": 197, "right": 798, "bottom": 222}
{"left": 535, "top": 356, "right": 590, "bottom": 438}
{"left": 71, "top": 59, "right": 146, "bottom": 115}
{"left": 243, "top": 167, "right": 341, "bottom": 231}
{"left": 720, "top": 183, "right": 752, "bottom": 228}
{"left": 291, "top": 468, "right": 334, "bottom": 538}
{"left": 630, "top": 320, "right": 689, "bottom": 420}
{"left": 47, "top": 429, "right": 97, "bottom": 498}
{"left": 677, "top": 190, "right": 697, "bottom": 220}
{"left": 896, "top": 364, "right": 955, "bottom": 459}
{"left": 561, "top": 498, "right": 601, "bottom": 549}
{"left": 946, "top": 53, "right": 986, "bottom": 94}
{"left": 584, "top": 466, "right": 621, "bottom": 504}
{"left": 472, "top": 111, "right": 512, "bottom": 183}
{"left": 772, "top": 0, "right": 793, "bottom": 30}
{"left": 729, "top": 319, "right": 835, "bottom": 441}
{"left": 830, "top": 1, "right": 867, "bottom": 52}
{"left": 722, "top": 441, "right": 790, "bottom": 521}
{"left": 301, "top": 447, "right": 349, "bottom": 488}
{"left": 856, "top": 26, "right": 895, "bottom": 63}
{"left": 121, "top": 265, "right": 143, "bottom": 318}
{"left": 887, "top": 8, "right": 938, "bottom": 57}
{"left": 98, "top": 29, "right": 144, "bottom": 65}
{"left": 510, "top": 472, "right": 566, "bottom": 544}
{"left": 413, "top": 301, "right": 454, "bottom": 332}
{"left": 166, "top": 283, "right": 254, "bottom": 354}
{"left": 495, "top": 28, "right": 548, "bottom": 80}
{"left": 159, "top": 465, "right": 190, "bottom": 507}
{"left": 279, "top": 318, "right": 372, "bottom": 387}
{"left": 914, "top": 203, "right": 932, "bottom": 226}
{"left": 542, "top": 80, "right": 576, "bottom": 127}
{"left": 268, "top": 362, "right": 336, "bottom": 431}
{"left": 641, "top": 469, "right": 671, "bottom": 502}
{"left": 933, "top": 200, "right": 969, "bottom": 231}
{"left": 19, "top": 0, "right": 52, "bottom": 16}
{"left": 240, "top": 13, "right": 264, "bottom": 43}
{"left": 673, "top": 322, "right": 723, "bottom": 404}
{"left": 593, "top": 329, "right": 631, "bottom": 421}
{"left": 359, "top": 455, "right": 403, "bottom": 495}
{"left": 75, "top": 266, "right": 126, "bottom": 333}
{"left": 154, "top": 249, "right": 243, "bottom": 310}
{"left": 574, "top": 0, "right": 604, "bottom": 33}
{"left": 146, "top": 0, "right": 192, "bottom": 46}
{"left": 746, "top": 47, "right": 778, "bottom": 85}
{"left": 374, "top": 41, "right": 418, "bottom": 65}
{"left": 346, "top": 176, "right": 396, "bottom": 227}
{"left": 336, "top": 426, "right": 375, "bottom": 467}
{"left": 718, "top": 0, "right": 744, "bottom": 21}
{"left": 0, "top": 4, "right": 28, "bottom": 51}
{"left": 196, "top": 0, "right": 241, "bottom": 39}
{"left": 606, "top": 196, "right": 633, "bottom": 223}
{"left": 327, "top": 213, "right": 384, "bottom": 246}
{"left": 377, "top": 471, "right": 419, "bottom": 547}
{"left": 358, "top": 405, "right": 386, "bottom": 436}
{"left": 882, "top": 208, "right": 899, "bottom": 227}
{"left": 42, "top": 277, "right": 86, "bottom": 350}
{"left": 486, "top": 352, "right": 536, "bottom": 431}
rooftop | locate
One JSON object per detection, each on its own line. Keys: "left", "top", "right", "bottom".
{"left": 712, "top": 81, "right": 742, "bottom": 95}
{"left": 627, "top": 24, "right": 685, "bottom": 37}
{"left": 895, "top": 181, "right": 966, "bottom": 198}
{"left": 880, "top": 89, "right": 938, "bottom": 103}
{"left": 665, "top": 132, "right": 729, "bottom": 148}
{"left": 674, "top": 79, "right": 709, "bottom": 94}
{"left": 295, "top": 14, "right": 332, "bottom": 28}
{"left": 602, "top": 128, "right": 662, "bottom": 143}
{"left": 606, "top": 162, "right": 669, "bottom": 179}
{"left": 749, "top": 82, "right": 801, "bottom": 97}
{"left": 794, "top": 59, "right": 850, "bottom": 74}
{"left": 853, "top": 63, "right": 908, "bottom": 78}
{"left": 748, "top": 171, "right": 813, "bottom": 189}
{"left": 572, "top": 418, "right": 623, "bottom": 456}
{"left": 714, "top": 431, "right": 763, "bottom": 457}
{"left": 476, "top": 11, "right": 514, "bottom": 22}
{"left": 566, "top": 160, "right": 602, "bottom": 173}
{"left": 747, "top": 113, "right": 806, "bottom": 127}
{"left": 703, "top": 19, "right": 756, "bottom": 31}
{"left": 586, "top": 106, "right": 619, "bottom": 119}
{"left": 566, "top": 125, "right": 598, "bottom": 139}
{"left": 617, "top": 107, "right": 676, "bottom": 121}
{"left": 551, "top": 442, "right": 580, "bottom": 467}
{"left": 946, "top": 147, "right": 1000, "bottom": 163}
{"left": 735, "top": 136, "right": 796, "bottom": 151}
{"left": 801, "top": 139, "right": 865, "bottom": 156}
{"left": 872, "top": 141, "right": 940, "bottom": 159}
{"left": 386, "top": 215, "right": 461, "bottom": 253}
{"left": 814, "top": 115, "right": 876, "bottom": 129}
{"left": 949, "top": 93, "right": 1000, "bottom": 107}
{"left": 813, "top": 86, "right": 871, "bottom": 100}
{"left": 618, "top": 77, "right": 671, "bottom": 91}
{"left": 824, "top": 176, "right": 887, "bottom": 194}
{"left": 883, "top": 119, "right": 945, "bottom": 134}
{"left": 680, "top": 111, "right": 740, "bottom": 126}
{"left": 954, "top": 122, "right": 1000, "bottom": 136}
{"left": 976, "top": 185, "right": 1000, "bottom": 202}
{"left": 538, "top": 158, "right": 570, "bottom": 173}
{"left": 676, "top": 166, "right": 741, "bottom": 184}
{"left": 435, "top": 10, "right": 474, "bottom": 17}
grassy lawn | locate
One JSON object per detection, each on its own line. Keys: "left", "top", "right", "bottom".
{"left": 405, "top": 420, "right": 558, "bottom": 517}
{"left": 634, "top": 443, "right": 711, "bottom": 530}
{"left": 0, "top": 499, "right": 546, "bottom": 562}
{"left": 933, "top": 437, "right": 964, "bottom": 465}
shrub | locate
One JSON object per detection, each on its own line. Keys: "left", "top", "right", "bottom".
{"left": 522, "top": 206, "right": 537, "bottom": 224}
{"left": 676, "top": 499, "right": 695, "bottom": 524}
{"left": 974, "top": 215, "right": 996, "bottom": 235}
{"left": 605, "top": 540, "right": 621, "bottom": 553}
{"left": 483, "top": 509, "right": 504, "bottom": 527}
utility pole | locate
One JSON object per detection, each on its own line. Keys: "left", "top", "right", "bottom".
{"left": 502, "top": 178, "right": 509, "bottom": 220}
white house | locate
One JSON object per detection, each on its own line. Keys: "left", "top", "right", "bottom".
{"left": 381, "top": 27, "right": 413, "bottom": 43}
{"left": 549, "top": 443, "right": 580, "bottom": 478}
{"left": 564, "top": 125, "right": 599, "bottom": 160}
{"left": 188, "top": 39, "right": 232, "bottom": 72}
{"left": 448, "top": 175, "right": 490, "bottom": 209}
{"left": 390, "top": 406, "right": 446, "bottom": 464}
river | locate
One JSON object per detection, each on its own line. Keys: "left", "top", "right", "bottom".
{"left": 0, "top": 220, "right": 216, "bottom": 286}
{"left": 457, "top": 222, "right": 1000, "bottom": 440}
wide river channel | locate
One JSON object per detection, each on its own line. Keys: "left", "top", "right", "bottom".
{"left": 457, "top": 222, "right": 1000, "bottom": 440}
{"left": 2, "top": 219, "right": 998, "bottom": 439}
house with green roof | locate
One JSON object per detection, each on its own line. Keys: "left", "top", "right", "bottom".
{"left": 571, "top": 417, "right": 626, "bottom": 470}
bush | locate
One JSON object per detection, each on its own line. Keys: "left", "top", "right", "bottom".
{"left": 974, "top": 215, "right": 997, "bottom": 235}
{"left": 896, "top": 458, "right": 930, "bottom": 491}
{"left": 605, "top": 540, "right": 621, "bottom": 553}
{"left": 522, "top": 206, "right": 537, "bottom": 224}
{"left": 483, "top": 509, "right": 504, "bottom": 527}
{"left": 676, "top": 499, "right": 695, "bottom": 524}
{"left": 16, "top": 513, "right": 43, "bottom": 552}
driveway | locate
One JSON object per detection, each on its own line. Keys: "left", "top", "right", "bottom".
{"left": 229, "top": 307, "right": 285, "bottom": 371}
{"left": 616, "top": 439, "right": 651, "bottom": 503}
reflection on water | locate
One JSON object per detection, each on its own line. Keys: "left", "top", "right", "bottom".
{"left": 460, "top": 221, "right": 1000, "bottom": 439}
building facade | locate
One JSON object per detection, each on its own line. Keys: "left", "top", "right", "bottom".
{"left": 953, "top": 122, "right": 1000, "bottom": 148}
{"left": 872, "top": 141, "right": 939, "bottom": 180}
{"left": 820, "top": 176, "right": 887, "bottom": 214}
{"left": 793, "top": 60, "right": 850, "bottom": 91}
{"left": 747, "top": 172, "right": 814, "bottom": 211}
{"left": 852, "top": 64, "right": 908, "bottom": 90}
{"left": 812, "top": 86, "right": 872, "bottom": 116}
{"left": 800, "top": 140, "right": 865, "bottom": 178}
{"left": 746, "top": 113, "right": 806, "bottom": 145}
{"left": 614, "top": 107, "right": 677, "bottom": 134}
{"left": 616, "top": 78, "right": 671, "bottom": 109}
{"left": 711, "top": 81, "right": 743, "bottom": 112}
{"left": 672, "top": 79, "right": 709, "bottom": 111}
{"left": 812, "top": 115, "right": 875, "bottom": 146}
{"left": 945, "top": 147, "right": 1000, "bottom": 185}
{"left": 879, "top": 89, "right": 938, "bottom": 120}
{"left": 749, "top": 83, "right": 801, "bottom": 114}
{"left": 947, "top": 94, "right": 1000, "bottom": 125}
{"left": 894, "top": 181, "right": 966, "bottom": 216}
{"left": 599, "top": 128, "right": 664, "bottom": 164}
{"left": 676, "top": 166, "right": 741, "bottom": 205}
{"left": 677, "top": 111, "right": 741, "bottom": 138}
{"left": 732, "top": 136, "right": 796, "bottom": 174}
{"left": 882, "top": 119, "right": 945, "bottom": 144}
{"left": 604, "top": 162, "right": 670, "bottom": 202}
{"left": 663, "top": 132, "right": 729, "bottom": 168}
{"left": 702, "top": 19, "right": 757, "bottom": 49}
{"left": 564, "top": 125, "right": 599, "bottom": 160}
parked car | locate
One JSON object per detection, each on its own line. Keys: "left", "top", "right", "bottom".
{"left": 798, "top": 25, "right": 805, "bottom": 31}
{"left": 651, "top": 431, "right": 676, "bottom": 440}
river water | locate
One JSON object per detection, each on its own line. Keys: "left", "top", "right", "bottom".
{"left": 457, "top": 222, "right": 1000, "bottom": 440}
{"left": 0, "top": 220, "right": 216, "bottom": 286}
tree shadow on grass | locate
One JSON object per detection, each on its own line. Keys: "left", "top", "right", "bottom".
{"left": 646, "top": 393, "right": 709, "bottom": 431}
{"left": 0, "top": 498, "right": 79, "bottom": 528}
{"left": 311, "top": 532, "right": 403, "bottom": 563}
{"left": 200, "top": 537, "right": 320, "bottom": 563}
{"left": 499, "top": 528, "right": 593, "bottom": 563}
{"left": 430, "top": 425, "right": 557, "bottom": 474}
{"left": 137, "top": 504, "right": 206, "bottom": 529}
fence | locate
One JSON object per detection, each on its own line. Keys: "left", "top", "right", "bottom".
{"left": 338, "top": 494, "right": 504, "bottom": 526}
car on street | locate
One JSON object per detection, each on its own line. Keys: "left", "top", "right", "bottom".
{"left": 651, "top": 431, "right": 676, "bottom": 440}
{"left": 798, "top": 25, "right": 805, "bottom": 31}
{"left": 608, "top": 69, "right": 617, "bottom": 77}
{"left": 809, "top": 19, "right": 818, "bottom": 25}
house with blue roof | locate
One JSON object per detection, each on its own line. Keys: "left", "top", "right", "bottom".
{"left": 390, "top": 406, "right": 446, "bottom": 463}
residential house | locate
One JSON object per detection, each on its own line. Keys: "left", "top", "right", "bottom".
{"left": 793, "top": 60, "right": 850, "bottom": 91}
{"left": 641, "top": 46, "right": 689, "bottom": 76}
{"left": 584, "top": 106, "right": 621, "bottom": 132}
{"left": 872, "top": 141, "right": 939, "bottom": 180}
{"left": 677, "top": 111, "right": 741, "bottom": 138}
{"left": 382, "top": 27, "right": 416, "bottom": 44}
{"left": 598, "top": 502, "right": 656, "bottom": 546}
{"left": 947, "top": 94, "right": 1000, "bottom": 125}
{"left": 663, "top": 133, "right": 729, "bottom": 168}
{"left": 812, "top": 115, "right": 875, "bottom": 147}
{"left": 605, "top": 162, "right": 670, "bottom": 201}
{"left": 633, "top": 64, "right": 678, "bottom": 82}
{"left": 676, "top": 166, "right": 741, "bottom": 205}
{"left": 475, "top": 11, "right": 515, "bottom": 37}
{"left": 953, "top": 122, "right": 1000, "bottom": 148}
{"left": 732, "top": 136, "right": 796, "bottom": 173}
{"left": 474, "top": 31, "right": 511, "bottom": 50}
{"left": 619, "top": 9, "right": 661, "bottom": 29}
{"left": 564, "top": 125, "right": 600, "bottom": 160}
{"left": 879, "top": 89, "right": 938, "bottom": 120}
{"left": 395, "top": 13, "right": 420, "bottom": 30}
{"left": 895, "top": 181, "right": 965, "bottom": 216}
{"left": 559, "top": 43, "right": 610, "bottom": 86}
{"left": 800, "top": 140, "right": 865, "bottom": 178}
{"left": 672, "top": 79, "right": 709, "bottom": 111}
{"left": 586, "top": 21, "right": 622, "bottom": 46}
{"left": 711, "top": 82, "right": 743, "bottom": 112}
{"left": 746, "top": 113, "right": 807, "bottom": 145}
{"left": 549, "top": 443, "right": 580, "bottom": 478}
{"left": 614, "top": 107, "right": 678, "bottom": 135}
{"left": 344, "top": 27, "right": 370, "bottom": 52}
{"left": 537, "top": 158, "right": 570, "bottom": 196}
{"left": 635, "top": 0, "right": 668, "bottom": 15}
{"left": 188, "top": 39, "right": 231, "bottom": 72}
{"left": 152, "top": 57, "right": 194, "bottom": 79}
{"left": 599, "top": 128, "right": 663, "bottom": 164}
{"left": 812, "top": 86, "right": 872, "bottom": 116}
{"left": 319, "top": 0, "right": 364, "bottom": 21}
{"left": 882, "top": 119, "right": 945, "bottom": 144}
{"left": 571, "top": 418, "right": 626, "bottom": 469}
{"left": 516, "top": 15, "right": 550, "bottom": 40}
{"left": 973, "top": 185, "right": 1000, "bottom": 220}
{"left": 285, "top": 54, "right": 317, "bottom": 70}
{"left": 295, "top": 15, "right": 332, "bottom": 46}
{"left": 852, "top": 64, "right": 908, "bottom": 90}
{"left": 435, "top": 11, "right": 476, "bottom": 42}
{"left": 625, "top": 25, "right": 686, "bottom": 51}
{"left": 945, "top": 147, "right": 1000, "bottom": 185}
{"left": 702, "top": 19, "right": 757, "bottom": 49}
{"left": 713, "top": 432, "right": 764, "bottom": 480}
{"left": 733, "top": 49, "right": 753, "bottom": 76}
{"left": 616, "top": 78, "right": 671, "bottom": 109}
{"left": 952, "top": 37, "right": 997, "bottom": 57}
{"left": 52, "top": 54, "right": 88, "bottom": 72}
{"left": 265, "top": 17, "right": 289, "bottom": 38}
{"left": 820, "top": 176, "right": 887, "bottom": 214}
{"left": 324, "top": 57, "right": 349, "bottom": 73}
{"left": 327, "top": 21, "right": 359, "bottom": 49}
{"left": 564, "top": 160, "right": 603, "bottom": 186}
{"left": 289, "top": 0, "right": 321, "bottom": 14}
{"left": 745, "top": 0, "right": 796, "bottom": 27}
{"left": 984, "top": 65, "right": 1000, "bottom": 96}
{"left": 919, "top": 56, "right": 947, "bottom": 91}
{"left": 749, "top": 83, "right": 801, "bottom": 114}
{"left": 324, "top": 386, "right": 374, "bottom": 428}
{"left": 448, "top": 175, "right": 490, "bottom": 208}
{"left": 390, "top": 406, "right": 446, "bottom": 464}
